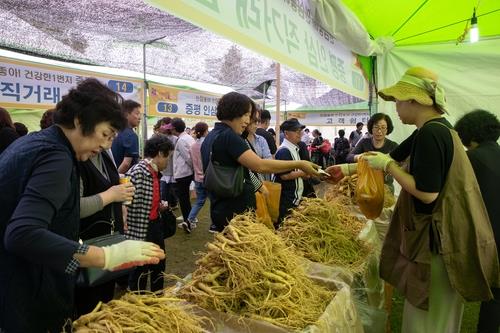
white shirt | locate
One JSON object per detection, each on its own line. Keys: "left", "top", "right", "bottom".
{"left": 278, "top": 138, "right": 304, "bottom": 205}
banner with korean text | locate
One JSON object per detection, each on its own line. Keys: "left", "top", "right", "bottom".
{"left": 286, "top": 111, "right": 369, "bottom": 126}
{"left": 147, "top": 0, "right": 369, "bottom": 100}
{"left": 0, "top": 56, "right": 143, "bottom": 109}
{"left": 148, "top": 82, "right": 220, "bottom": 119}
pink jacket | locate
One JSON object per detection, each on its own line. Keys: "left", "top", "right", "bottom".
{"left": 190, "top": 137, "right": 204, "bottom": 183}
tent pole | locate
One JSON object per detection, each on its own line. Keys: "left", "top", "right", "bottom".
{"left": 275, "top": 63, "right": 281, "bottom": 148}
{"left": 142, "top": 36, "right": 166, "bottom": 143}
{"left": 142, "top": 43, "right": 148, "bottom": 143}
{"left": 262, "top": 81, "right": 267, "bottom": 110}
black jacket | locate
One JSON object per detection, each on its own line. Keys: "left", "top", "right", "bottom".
{"left": 0, "top": 126, "right": 80, "bottom": 332}
{"left": 79, "top": 152, "right": 123, "bottom": 240}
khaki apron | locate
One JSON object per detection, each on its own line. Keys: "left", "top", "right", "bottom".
{"left": 379, "top": 124, "right": 500, "bottom": 310}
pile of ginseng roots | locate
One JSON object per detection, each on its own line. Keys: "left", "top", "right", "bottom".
{"left": 71, "top": 292, "right": 209, "bottom": 333}
{"left": 177, "top": 212, "right": 335, "bottom": 331}
{"left": 279, "top": 197, "right": 371, "bottom": 274}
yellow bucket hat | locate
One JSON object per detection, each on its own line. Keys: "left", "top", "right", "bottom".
{"left": 378, "top": 67, "right": 448, "bottom": 114}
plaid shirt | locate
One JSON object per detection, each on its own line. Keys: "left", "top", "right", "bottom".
{"left": 125, "top": 160, "right": 155, "bottom": 240}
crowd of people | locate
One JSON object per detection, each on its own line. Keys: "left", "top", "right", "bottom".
{"left": 0, "top": 65, "right": 499, "bottom": 333}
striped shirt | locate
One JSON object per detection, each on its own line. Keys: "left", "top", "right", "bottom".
{"left": 274, "top": 139, "right": 303, "bottom": 205}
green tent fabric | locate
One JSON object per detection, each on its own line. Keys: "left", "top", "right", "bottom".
{"left": 8, "top": 109, "right": 45, "bottom": 133}
{"left": 330, "top": 1, "right": 500, "bottom": 144}
{"left": 341, "top": 0, "right": 500, "bottom": 46}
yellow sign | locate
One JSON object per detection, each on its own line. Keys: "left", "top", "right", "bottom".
{"left": 148, "top": 83, "right": 220, "bottom": 119}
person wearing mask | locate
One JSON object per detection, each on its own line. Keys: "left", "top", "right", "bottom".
{"left": 187, "top": 122, "right": 209, "bottom": 229}
{"left": 455, "top": 109, "right": 500, "bottom": 333}
{"left": 125, "top": 135, "right": 174, "bottom": 292}
{"left": 112, "top": 100, "right": 141, "bottom": 174}
{"left": 0, "top": 79, "right": 164, "bottom": 332}
{"left": 327, "top": 67, "right": 499, "bottom": 332}
{"left": 76, "top": 145, "right": 135, "bottom": 315}
{"left": 256, "top": 109, "right": 277, "bottom": 156}
{"left": 0, "top": 107, "right": 19, "bottom": 155}
{"left": 349, "top": 122, "right": 363, "bottom": 149}
{"left": 170, "top": 118, "right": 195, "bottom": 233}
{"left": 201, "top": 92, "right": 320, "bottom": 233}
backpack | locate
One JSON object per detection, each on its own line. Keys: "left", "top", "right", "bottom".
{"left": 319, "top": 139, "right": 331, "bottom": 155}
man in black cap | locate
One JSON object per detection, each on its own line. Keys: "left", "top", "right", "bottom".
{"left": 273, "top": 118, "right": 308, "bottom": 227}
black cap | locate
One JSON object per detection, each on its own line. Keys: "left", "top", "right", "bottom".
{"left": 280, "top": 118, "right": 306, "bottom": 131}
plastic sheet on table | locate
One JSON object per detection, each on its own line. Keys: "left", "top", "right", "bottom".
{"left": 201, "top": 278, "right": 363, "bottom": 333}
{"left": 302, "top": 258, "right": 354, "bottom": 286}
{"left": 177, "top": 273, "right": 362, "bottom": 333}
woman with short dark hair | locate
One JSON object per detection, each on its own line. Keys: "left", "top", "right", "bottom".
{"left": 455, "top": 109, "right": 500, "bottom": 333}
{"left": 201, "top": 92, "right": 320, "bottom": 232}
{"left": 347, "top": 113, "right": 398, "bottom": 191}
{"left": 0, "top": 79, "right": 165, "bottom": 332}
{"left": 126, "top": 134, "right": 174, "bottom": 292}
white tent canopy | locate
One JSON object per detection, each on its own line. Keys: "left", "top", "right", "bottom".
{"left": 377, "top": 39, "right": 500, "bottom": 143}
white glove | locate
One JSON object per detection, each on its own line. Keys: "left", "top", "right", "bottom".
{"left": 102, "top": 240, "right": 165, "bottom": 271}
{"left": 362, "top": 152, "right": 394, "bottom": 171}
{"left": 324, "top": 163, "right": 357, "bottom": 183}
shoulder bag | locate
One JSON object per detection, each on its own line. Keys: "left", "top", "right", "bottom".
{"left": 159, "top": 208, "right": 177, "bottom": 238}
{"left": 76, "top": 220, "right": 133, "bottom": 287}
{"left": 203, "top": 130, "right": 245, "bottom": 198}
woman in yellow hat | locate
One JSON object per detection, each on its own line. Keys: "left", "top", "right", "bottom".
{"left": 327, "top": 67, "right": 499, "bottom": 332}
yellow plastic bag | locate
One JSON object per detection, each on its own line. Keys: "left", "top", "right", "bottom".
{"left": 263, "top": 181, "right": 281, "bottom": 224}
{"left": 356, "top": 159, "right": 385, "bottom": 219}
{"left": 255, "top": 192, "right": 273, "bottom": 228}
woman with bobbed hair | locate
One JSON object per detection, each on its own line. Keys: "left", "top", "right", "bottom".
{"left": 0, "top": 106, "right": 19, "bottom": 154}
{"left": 346, "top": 113, "right": 399, "bottom": 190}
{"left": 455, "top": 109, "right": 500, "bottom": 333}
{"left": 347, "top": 113, "right": 398, "bottom": 162}
{"left": 0, "top": 79, "right": 165, "bottom": 332}
{"left": 201, "top": 92, "right": 320, "bottom": 232}
{"left": 126, "top": 134, "right": 175, "bottom": 292}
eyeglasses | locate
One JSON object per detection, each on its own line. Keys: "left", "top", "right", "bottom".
{"left": 372, "top": 126, "right": 388, "bottom": 132}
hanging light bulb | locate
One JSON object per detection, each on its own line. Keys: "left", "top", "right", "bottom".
{"left": 470, "top": 8, "right": 479, "bottom": 43}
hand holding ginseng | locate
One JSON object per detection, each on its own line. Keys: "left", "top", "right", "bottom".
{"left": 102, "top": 240, "right": 165, "bottom": 271}
{"left": 298, "top": 160, "right": 321, "bottom": 177}
{"left": 324, "top": 163, "right": 357, "bottom": 184}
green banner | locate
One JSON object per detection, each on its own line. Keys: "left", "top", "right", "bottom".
{"left": 146, "top": 0, "right": 368, "bottom": 99}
